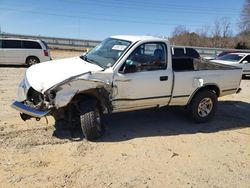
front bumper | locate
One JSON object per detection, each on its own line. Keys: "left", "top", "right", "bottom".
{"left": 11, "top": 101, "right": 50, "bottom": 118}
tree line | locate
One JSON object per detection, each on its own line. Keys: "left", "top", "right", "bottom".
{"left": 170, "top": 0, "right": 250, "bottom": 49}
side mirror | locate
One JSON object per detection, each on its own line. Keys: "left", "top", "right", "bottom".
{"left": 242, "top": 60, "right": 248, "bottom": 64}
{"left": 124, "top": 64, "right": 137, "bottom": 73}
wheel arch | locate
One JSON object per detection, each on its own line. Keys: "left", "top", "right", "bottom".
{"left": 187, "top": 84, "right": 220, "bottom": 105}
{"left": 71, "top": 88, "right": 112, "bottom": 114}
{"left": 25, "top": 56, "right": 40, "bottom": 64}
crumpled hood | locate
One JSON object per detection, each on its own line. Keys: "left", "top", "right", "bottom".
{"left": 26, "top": 56, "right": 103, "bottom": 93}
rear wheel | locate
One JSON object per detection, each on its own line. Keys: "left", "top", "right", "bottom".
{"left": 26, "top": 56, "right": 40, "bottom": 66}
{"left": 188, "top": 90, "right": 217, "bottom": 123}
{"left": 79, "top": 99, "right": 104, "bottom": 141}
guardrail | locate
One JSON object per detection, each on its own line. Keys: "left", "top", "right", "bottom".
{"left": 1, "top": 33, "right": 250, "bottom": 57}
{"left": 0, "top": 33, "right": 101, "bottom": 50}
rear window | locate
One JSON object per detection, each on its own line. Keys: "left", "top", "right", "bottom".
{"left": 41, "top": 41, "right": 49, "bottom": 49}
{"left": 172, "top": 47, "right": 200, "bottom": 59}
{"left": 0, "top": 40, "right": 2, "bottom": 48}
{"left": 22, "top": 41, "right": 42, "bottom": 49}
{"left": 2, "top": 40, "right": 22, "bottom": 48}
{"left": 172, "top": 48, "right": 185, "bottom": 57}
{"left": 186, "top": 48, "right": 200, "bottom": 58}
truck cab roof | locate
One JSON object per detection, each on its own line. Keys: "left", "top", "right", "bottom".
{"left": 111, "top": 35, "right": 168, "bottom": 43}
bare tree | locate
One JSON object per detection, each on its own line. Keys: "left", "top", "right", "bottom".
{"left": 211, "top": 17, "right": 232, "bottom": 48}
{"left": 196, "top": 26, "right": 212, "bottom": 47}
{"left": 237, "top": 0, "right": 250, "bottom": 48}
{"left": 172, "top": 25, "right": 188, "bottom": 37}
{"left": 169, "top": 17, "right": 235, "bottom": 48}
{"left": 240, "top": 0, "right": 250, "bottom": 32}
{"left": 212, "top": 18, "right": 231, "bottom": 37}
{"left": 221, "top": 17, "right": 232, "bottom": 48}
{"left": 171, "top": 25, "right": 188, "bottom": 45}
{"left": 196, "top": 25, "right": 210, "bottom": 38}
{"left": 221, "top": 17, "right": 232, "bottom": 38}
{"left": 212, "top": 18, "right": 221, "bottom": 38}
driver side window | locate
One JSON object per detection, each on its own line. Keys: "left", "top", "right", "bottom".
{"left": 121, "top": 42, "right": 167, "bottom": 73}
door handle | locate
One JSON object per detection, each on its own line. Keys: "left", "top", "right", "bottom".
{"left": 160, "top": 76, "right": 168, "bottom": 81}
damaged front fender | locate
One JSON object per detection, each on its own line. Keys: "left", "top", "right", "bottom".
{"left": 46, "top": 72, "right": 112, "bottom": 110}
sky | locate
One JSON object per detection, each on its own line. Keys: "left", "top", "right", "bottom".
{"left": 0, "top": 0, "right": 246, "bottom": 40}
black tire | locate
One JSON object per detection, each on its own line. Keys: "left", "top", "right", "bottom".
{"left": 188, "top": 90, "right": 217, "bottom": 123}
{"left": 79, "top": 99, "right": 104, "bottom": 141}
{"left": 26, "top": 56, "right": 40, "bottom": 66}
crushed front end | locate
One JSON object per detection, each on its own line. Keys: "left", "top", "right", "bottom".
{"left": 11, "top": 76, "right": 52, "bottom": 121}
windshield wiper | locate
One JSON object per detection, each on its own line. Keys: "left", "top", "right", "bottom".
{"left": 80, "top": 55, "right": 105, "bottom": 69}
{"left": 80, "top": 55, "right": 89, "bottom": 62}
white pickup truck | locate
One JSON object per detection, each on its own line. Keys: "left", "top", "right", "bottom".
{"left": 12, "top": 35, "right": 242, "bottom": 140}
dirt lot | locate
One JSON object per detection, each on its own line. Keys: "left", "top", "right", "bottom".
{"left": 0, "top": 51, "right": 250, "bottom": 187}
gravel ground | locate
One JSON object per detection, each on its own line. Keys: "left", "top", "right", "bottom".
{"left": 0, "top": 51, "right": 249, "bottom": 187}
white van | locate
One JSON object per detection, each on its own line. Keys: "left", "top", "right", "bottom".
{"left": 0, "top": 38, "right": 51, "bottom": 66}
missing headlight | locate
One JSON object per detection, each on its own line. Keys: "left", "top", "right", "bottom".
{"left": 48, "top": 90, "right": 56, "bottom": 100}
{"left": 27, "top": 87, "right": 44, "bottom": 105}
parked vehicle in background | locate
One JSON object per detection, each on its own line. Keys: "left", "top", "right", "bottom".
{"left": 171, "top": 46, "right": 200, "bottom": 59}
{"left": 12, "top": 35, "right": 242, "bottom": 141}
{"left": 202, "top": 56, "right": 216, "bottom": 60}
{"left": 217, "top": 51, "right": 235, "bottom": 58}
{"left": 217, "top": 50, "right": 250, "bottom": 58}
{"left": 0, "top": 38, "right": 51, "bottom": 66}
{"left": 211, "top": 52, "right": 250, "bottom": 76}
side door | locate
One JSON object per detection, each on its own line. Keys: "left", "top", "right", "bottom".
{"left": 112, "top": 42, "right": 173, "bottom": 112}
{"left": 2, "top": 39, "right": 23, "bottom": 64}
{"left": 241, "top": 55, "right": 250, "bottom": 75}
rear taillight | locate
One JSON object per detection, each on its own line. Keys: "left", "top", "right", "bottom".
{"left": 44, "top": 50, "right": 49, "bottom": 57}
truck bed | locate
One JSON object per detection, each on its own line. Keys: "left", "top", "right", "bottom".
{"left": 170, "top": 57, "right": 242, "bottom": 106}
{"left": 172, "top": 57, "right": 242, "bottom": 71}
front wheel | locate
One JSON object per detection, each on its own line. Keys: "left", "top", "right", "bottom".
{"left": 188, "top": 90, "right": 218, "bottom": 123}
{"left": 79, "top": 99, "right": 104, "bottom": 141}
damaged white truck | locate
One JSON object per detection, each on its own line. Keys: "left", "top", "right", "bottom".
{"left": 12, "top": 35, "right": 242, "bottom": 140}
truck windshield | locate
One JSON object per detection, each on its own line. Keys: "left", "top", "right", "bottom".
{"left": 82, "top": 38, "right": 131, "bottom": 68}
